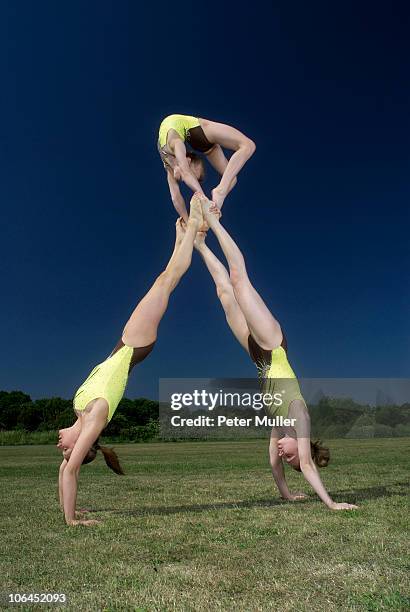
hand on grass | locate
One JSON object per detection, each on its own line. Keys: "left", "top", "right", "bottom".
{"left": 329, "top": 502, "right": 358, "bottom": 510}
{"left": 68, "top": 519, "right": 102, "bottom": 527}
{"left": 283, "top": 492, "right": 308, "bottom": 502}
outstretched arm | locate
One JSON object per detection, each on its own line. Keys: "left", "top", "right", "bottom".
{"left": 62, "top": 413, "right": 107, "bottom": 526}
{"left": 58, "top": 417, "right": 81, "bottom": 512}
{"left": 294, "top": 408, "right": 358, "bottom": 510}
{"left": 59, "top": 458, "right": 90, "bottom": 518}
{"left": 167, "top": 172, "right": 189, "bottom": 222}
{"left": 58, "top": 459, "right": 67, "bottom": 510}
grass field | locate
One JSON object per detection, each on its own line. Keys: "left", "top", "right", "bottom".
{"left": 1, "top": 438, "right": 409, "bottom": 611}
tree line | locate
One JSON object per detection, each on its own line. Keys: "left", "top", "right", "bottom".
{"left": 309, "top": 396, "right": 410, "bottom": 439}
{"left": 0, "top": 390, "right": 409, "bottom": 444}
{"left": 0, "top": 391, "right": 159, "bottom": 442}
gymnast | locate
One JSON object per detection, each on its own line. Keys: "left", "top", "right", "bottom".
{"left": 57, "top": 196, "right": 205, "bottom": 525}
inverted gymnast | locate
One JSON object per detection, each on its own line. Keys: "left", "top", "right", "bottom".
{"left": 190, "top": 195, "right": 358, "bottom": 510}
{"left": 57, "top": 196, "right": 205, "bottom": 526}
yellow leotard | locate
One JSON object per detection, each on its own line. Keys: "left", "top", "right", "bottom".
{"left": 73, "top": 344, "right": 134, "bottom": 423}
{"left": 248, "top": 336, "right": 305, "bottom": 419}
{"left": 264, "top": 346, "right": 305, "bottom": 419}
{"left": 158, "top": 114, "right": 201, "bottom": 148}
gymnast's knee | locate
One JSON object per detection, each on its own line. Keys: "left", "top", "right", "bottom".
{"left": 216, "top": 281, "right": 233, "bottom": 301}
{"left": 229, "top": 266, "right": 248, "bottom": 290}
{"left": 242, "top": 138, "right": 256, "bottom": 158}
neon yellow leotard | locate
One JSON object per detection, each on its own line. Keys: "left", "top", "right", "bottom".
{"left": 265, "top": 346, "right": 305, "bottom": 418}
{"left": 248, "top": 336, "right": 305, "bottom": 419}
{"left": 158, "top": 114, "right": 201, "bottom": 148}
{"left": 73, "top": 344, "right": 134, "bottom": 423}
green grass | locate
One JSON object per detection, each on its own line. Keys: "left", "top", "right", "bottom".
{"left": 1, "top": 438, "right": 409, "bottom": 611}
{"left": 0, "top": 430, "right": 59, "bottom": 445}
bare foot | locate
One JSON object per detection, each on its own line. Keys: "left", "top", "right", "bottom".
{"left": 189, "top": 192, "right": 205, "bottom": 227}
{"left": 199, "top": 220, "right": 209, "bottom": 233}
{"left": 201, "top": 196, "right": 220, "bottom": 223}
{"left": 211, "top": 187, "right": 226, "bottom": 210}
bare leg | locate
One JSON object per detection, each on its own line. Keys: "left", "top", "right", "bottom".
{"left": 122, "top": 196, "right": 203, "bottom": 347}
{"left": 194, "top": 233, "right": 250, "bottom": 351}
{"left": 170, "top": 217, "right": 185, "bottom": 258}
{"left": 201, "top": 199, "right": 282, "bottom": 350}
{"left": 205, "top": 144, "right": 237, "bottom": 194}
{"left": 199, "top": 119, "right": 255, "bottom": 209}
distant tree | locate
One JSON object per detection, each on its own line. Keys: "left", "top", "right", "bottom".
{"left": 54, "top": 405, "right": 76, "bottom": 429}
{"left": 124, "top": 419, "right": 160, "bottom": 442}
{"left": 115, "top": 398, "right": 137, "bottom": 422}
{"left": 353, "top": 414, "right": 375, "bottom": 427}
{"left": 0, "top": 391, "right": 33, "bottom": 429}
{"left": 375, "top": 406, "right": 407, "bottom": 428}
{"left": 346, "top": 425, "right": 375, "bottom": 439}
{"left": 310, "top": 396, "right": 368, "bottom": 433}
{"left": 0, "top": 390, "right": 31, "bottom": 408}
{"left": 394, "top": 423, "right": 410, "bottom": 437}
{"left": 16, "top": 402, "right": 43, "bottom": 431}
{"left": 31, "top": 398, "right": 73, "bottom": 431}
{"left": 374, "top": 424, "right": 393, "bottom": 437}
{"left": 322, "top": 424, "right": 351, "bottom": 439}
{"left": 133, "top": 398, "right": 159, "bottom": 425}
{"left": 105, "top": 411, "right": 129, "bottom": 436}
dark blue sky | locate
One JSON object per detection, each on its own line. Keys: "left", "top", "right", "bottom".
{"left": 1, "top": 1, "right": 408, "bottom": 400}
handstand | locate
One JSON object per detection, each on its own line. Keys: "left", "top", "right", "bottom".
{"left": 192, "top": 194, "right": 357, "bottom": 511}
{"left": 57, "top": 196, "right": 205, "bottom": 526}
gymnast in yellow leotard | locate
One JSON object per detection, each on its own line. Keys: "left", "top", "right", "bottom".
{"left": 72, "top": 341, "right": 154, "bottom": 424}
{"left": 57, "top": 195, "right": 206, "bottom": 526}
{"left": 191, "top": 196, "right": 358, "bottom": 511}
{"left": 158, "top": 114, "right": 256, "bottom": 221}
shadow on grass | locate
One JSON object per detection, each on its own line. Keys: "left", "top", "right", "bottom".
{"left": 331, "top": 480, "right": 409, "bottom": 504}
{"left": 117, "top": 497, "right": 298, "bottom": 516}
{"left": 90, "top": 481, "right": 409, "bottom": 517}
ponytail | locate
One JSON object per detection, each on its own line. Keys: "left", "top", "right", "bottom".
{"left": 82, "top": 438, "right": 124, "bottom": 475}
{"left": 310, "top": 440, "right": 330, "bottom": 468}
{"left": 96, "top": 443, "right": 124, "bottom": 475}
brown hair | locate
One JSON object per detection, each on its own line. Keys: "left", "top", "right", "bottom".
{"left": 82, "top": 438, "right": 124, "bottom": 475}
{"left": 186, "top": 151, "right": 205, "bottom": 183}
{"left": 310, "top": 440, "right": 330, "bottom": 468}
